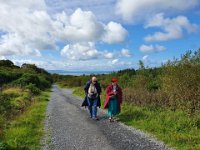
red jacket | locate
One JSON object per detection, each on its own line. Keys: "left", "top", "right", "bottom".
{"left": 103, "top": 84, "right": 122, "bottom": 111}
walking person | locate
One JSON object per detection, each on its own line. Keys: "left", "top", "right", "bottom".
{"left": 82, "top": 76, "right": 101, "bottom": 120}
{"left": 103, "top": 78, "right": 122, "bottom": 122}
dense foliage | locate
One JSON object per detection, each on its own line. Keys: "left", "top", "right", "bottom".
{"left": 0, "top": 60, "right": 53, "bottom": 145}
{"left": 0, "top": 61, "right": 52, "bottom": 88}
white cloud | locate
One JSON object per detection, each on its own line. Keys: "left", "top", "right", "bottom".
{"left": 1, "top": 0, "right": 46, "bottom": 11}
{"left": 46, "top": 0, "right": 117, "bottom": 22}
{"left": 142, "top": 55, "right": 149, "bottom": 60}
{"left": 60, "top": 42, "right": 99, "bottom": 60}
{"left": 54, "top": 9, "right": 127, "bottom": 44}
{"left": 60, "top": 43, "right": 117, "bottom": 61}
{"left": 0, "top": 33, "right": 41, "bottom": 57}
{"left": 111, "top": 59, "right": 119, "bottom": 64}
{"left": 141, "top": 58, "right": 163, "bottom": 68}
{"left": 106, "top": 58, "right": 133, "bottom": 69}
{"left": 121, "top": 48, "right": 131, "bottom": 57}
{"left": 0, "top": 1, "right": 57, "bottom": 56}
{"left": 144, "top": 13, "right": 198, "bottom": 42}
{"left": 102, "top": 21, "right": 128, "bottom": 44}
{"left": 0, "top": 56, "right": 6, "bottom": 60}
{"left": 0, "top": 1, "right": 127, "bottom": 57}
{"left": 54, "top": 8, "right": 104, "bottom": 42}
{"left": 139, "top": 44, "right": 166, "bottom": 53}
{"left": 140, "top": 45, "right": 154, "bottom": 53}
{"left": 115, "top": 0, "right": 199, "bottom": 23}
{"left": 11, "top": 59, "right": 70, "bottom": 70}
{"left": 10, "top": 57, "right": 134, "bottom": 71}
{"left": 104, "top": 52, "right": 114, "bottom": 59}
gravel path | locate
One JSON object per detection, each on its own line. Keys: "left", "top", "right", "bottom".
{"left": 41, "top": 85, "right": 172, "bottom": 150}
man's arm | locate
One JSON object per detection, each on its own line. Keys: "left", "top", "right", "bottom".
{"left": 84, "top": 81, "right": 90, "bottom": 94}
{"left": 95, "top": 82, "right": 101, "bottom": 95}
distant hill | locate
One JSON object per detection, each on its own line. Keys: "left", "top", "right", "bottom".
{"left": 47, "top": 70, "right": 113, "bottom": 75}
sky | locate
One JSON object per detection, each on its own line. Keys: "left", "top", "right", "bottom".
{"left": 0, "top": 0, "right": 200, "bottom": 71}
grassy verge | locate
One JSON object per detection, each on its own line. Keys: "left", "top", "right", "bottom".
{"left": 56, "top": 83, "right": 85, "bottom": 98}
{"left": 118, "top": 103, "right": 200, "bottom": 150}
{"left": 0, "top": 90, "right": 50, "bottom": 150}
{"left": 72, "top": 87, "right": 85, "bottom": 98}
{"left": 71, "top": 87, "right": 200, "bottom": 150}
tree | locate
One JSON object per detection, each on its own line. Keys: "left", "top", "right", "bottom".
{"left": 0, "top": 60, "right": 14, "bottom": 67}
{"left": 139, "top": 60, "right": 145, "bottom": 70}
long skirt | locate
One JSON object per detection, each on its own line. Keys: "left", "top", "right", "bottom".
{"left": 108, "top": 97, "right": 119, "bottom": 117}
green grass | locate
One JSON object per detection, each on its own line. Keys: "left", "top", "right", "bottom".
{"left": 56, "top": 82, "right": 84, "bottom": 97}
{"left": 57, "top": 84, "right": 85, "bottom": 98}
{"left": 72, "top": 87, "right": 85, "bottom": 98}
{"left": 117, "top": 103, "right": 200, "bottom": 150}
{"left": 1, "top": 90, "right": 50, "bottom": 150}
{"left": 56, "top": 82, "right": 71, "bottom": 89}
{"left": 0, "top": 87, "right": 32, "bottom": 140}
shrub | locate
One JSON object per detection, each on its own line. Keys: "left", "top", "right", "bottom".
{"left": 0, "top": 60, "right": 14, "bottom": 67}
{"left": 0, "top": 141, "right": 8, "bottom": 150}
{"left": 161, "top": 51, "right": 200, "bottom": 113}
{"left": 0, "top": 71, "right": 21, "bottom": 85}
{"left": 0, "top": 94, "right": 12, "bottom": 115}
{"left": 38, "top": 76, "right": 51, "bottom": 90}
{"left": 25, "top": 84, "right": 41, "bottom": 95}
{"left": 15, "top": 73, "right": 40, "bottom": 88}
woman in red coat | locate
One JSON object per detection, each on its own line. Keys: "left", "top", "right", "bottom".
{"left": 103, "top": 78, "right": 122, "bottom": 122}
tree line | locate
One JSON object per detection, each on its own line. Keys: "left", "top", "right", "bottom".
{"left": 0, "top": 60, "right": 53, "bottom": 90}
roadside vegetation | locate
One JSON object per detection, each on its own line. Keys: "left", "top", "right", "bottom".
{"left": 54, "top": 49, "right": 200, "bottom": 150}
{"left": 0, "top": 60, "right": 52, "bottom": 150}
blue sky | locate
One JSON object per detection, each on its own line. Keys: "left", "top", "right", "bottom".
{"left": 0, "top": 0, "right": 200, "bottom": 71}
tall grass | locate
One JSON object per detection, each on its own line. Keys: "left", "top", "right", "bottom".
{"left": 0, "top": 87, "right": 32, "bottom": 139}
{"left": 1, "top": 91, "right": 50, "bottom": 150}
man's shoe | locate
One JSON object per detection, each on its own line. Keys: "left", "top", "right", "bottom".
{"left": 93, "top": 117, "right": 99, "bottom": 121}
{"left": 109, "top": 117, "right": 114, "bottom": 122}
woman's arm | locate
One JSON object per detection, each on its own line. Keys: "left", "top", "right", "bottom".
{"left": 117, "top": 86, "right": 123, "bottom": 104}
{"left": 106, "top": 85, "right": 114, "bottom": 96}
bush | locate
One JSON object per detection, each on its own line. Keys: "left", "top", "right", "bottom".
{"left": 0, "top": 141, "right": 8, "bottom": 150}
{"left": 0, "top": 94, "right": 12, "bottom": 115}
{"left": 0, "top": 60, "right": 14, "bottom": 67}
{"left": 15, "top": 73, "right": 40, "bottom": 88}
{"left": 162, "top": 51, "right": 200, "bottom": 113}
{"left": 25, "top": 84, "right": 41, "bottom": 95}
{"left": 146, "top": 78, "right": 161, "bottom": 91}
{"left": 38, "top": 76, "right": 51, "bottom": 90}
{"left": 0, "top": 71, "right": 21, "bottom": 85}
